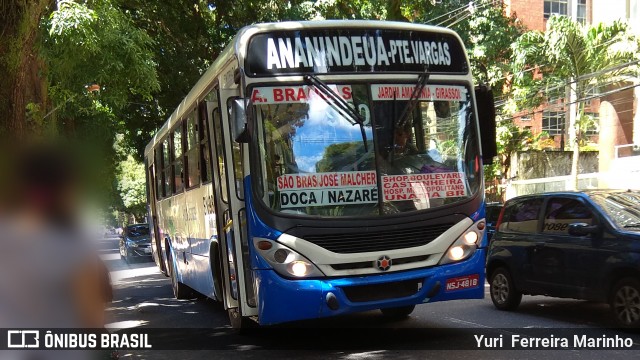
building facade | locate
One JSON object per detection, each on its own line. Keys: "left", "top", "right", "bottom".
{"left": 503, "top": 0, "right": 639, "bottom": 175}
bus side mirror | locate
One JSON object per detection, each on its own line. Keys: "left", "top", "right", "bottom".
{"left": 231, "top": 98, "right": 249, "bottom": 143}
{"left": 475, "top": 85, "right": 497, "bottom": 164}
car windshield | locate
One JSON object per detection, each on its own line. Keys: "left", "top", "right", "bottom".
{"left": 589, "top": 191, "right": 640, "bottom": 230}
{"left": 254, "top": 82, "right": 481, "bottom": 217}
{"left": 127, "top": 226, "right": 149, "bottom": 237}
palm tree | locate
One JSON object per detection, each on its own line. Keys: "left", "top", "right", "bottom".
{"left": 509, "top": 16, "right": 639, "bottom": 190}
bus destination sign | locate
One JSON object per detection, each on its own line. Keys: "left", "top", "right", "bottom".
{"left": 245, "top": 29, "right": 468, "bottom": 76}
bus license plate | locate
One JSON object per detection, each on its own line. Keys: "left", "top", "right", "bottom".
{"left": 445, "top": 274, "right": 479, "bottom": 292}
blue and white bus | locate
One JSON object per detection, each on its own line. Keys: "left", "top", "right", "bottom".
{"left": 144, "top": 20, "right": 497, "bottom": 328}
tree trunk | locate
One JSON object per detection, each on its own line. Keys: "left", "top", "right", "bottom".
{"left": 568, "top": 82, "right": 579, "bottom": 190}
{"left": 386, "top": 0, "right": 410, "bottom": 22}
{"left": 0, "top": 1, "right": 53, "bottom": 139}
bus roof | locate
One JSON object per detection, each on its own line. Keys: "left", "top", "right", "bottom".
{"left": 144, "top": 20, "right": 465, "bottom": 157}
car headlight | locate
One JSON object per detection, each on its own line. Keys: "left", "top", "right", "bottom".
{"left": 253, "top": 238, "right": 324, "bottom": 278}
{"left": 438, "top": 220, "right": 484, "bottom": 265}
{"left": 126, "top": 240, "right": 138, "bottom": 248}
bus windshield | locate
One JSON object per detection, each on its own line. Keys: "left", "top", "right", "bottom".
{"left": 254, "top": 82, "right": 480, "bottom": 217}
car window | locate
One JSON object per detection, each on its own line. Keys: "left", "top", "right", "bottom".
{"left": 590, "top": 191, "right": 640, "bottom": 229}
{"left": 127, "top": 226, "right": 150, "bottom": 237}
{"left": 543, "top": 197, "right": 594, "bottom": 234}
{"left": 499, "top": 198, "right": 543, "bottom": 233}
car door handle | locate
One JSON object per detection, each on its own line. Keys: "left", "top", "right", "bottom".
{"left": 534, "top": 242, "right": 545, "bottom": 250}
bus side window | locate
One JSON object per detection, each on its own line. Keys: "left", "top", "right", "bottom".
{"left": 227, "top": 99, "right": 244, "bottom": 200}
{"left": 199, "top": 103, "right": 213, "bottom": 183}
{"left": 185, "top": 110, "right": 199, "bottom": 189}
{"left": 172, "top": 124, "right": 185, "bottom": 193}
{"left": 162, "top": 138, "right": 172, "bottom": 197}
{"left": 155, "top": 147, "right": 164, "bottom": 199}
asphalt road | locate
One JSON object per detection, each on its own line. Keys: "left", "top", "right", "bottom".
{"left": 98, "top": 236, "right": 640, "bottom": 359}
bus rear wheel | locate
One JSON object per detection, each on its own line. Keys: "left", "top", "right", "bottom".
{"left": 380, "top": 305, "right": 415, "bottom": 320}
{"left": 168, "top": 250, "right": 193, "bottom": 300}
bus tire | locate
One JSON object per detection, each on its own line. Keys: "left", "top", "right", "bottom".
{"left": 380, "top": 305, "right": 415, "bottom": 320}
{"left": 168, "top": 249, "right": 193, "bottom": 300}
{"left": 489, "top": 267, "right": 522, "bottom": 310}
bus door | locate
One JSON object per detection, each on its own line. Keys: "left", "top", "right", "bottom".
{"left": 203, "top": 97, "right": 238, "bottom": 308}
{"left": 218, "top": 85, "right": 258, "bottom": 323}
{"left": 147, "top": 161, "right": 165, "bottom": 274}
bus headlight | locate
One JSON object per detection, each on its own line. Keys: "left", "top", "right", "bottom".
{"left": 253, "top": 238, "right": 325, "bottom": 278}
{"left": 449, "top": 246, "right": 465, "bottom": 260}
{"left": 439, "top": 221, "right": 483, "bottom": 265}
{"left": 289, "top": 261, "right": 309, "bottom": 277}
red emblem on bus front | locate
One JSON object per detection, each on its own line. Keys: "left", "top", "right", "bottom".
{"left": 376, "top": 256, "right": 392, "bottom": 271}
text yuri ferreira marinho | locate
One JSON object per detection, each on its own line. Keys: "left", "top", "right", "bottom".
{"left": 474, "top": 333, "right": 634, "bottom": 349}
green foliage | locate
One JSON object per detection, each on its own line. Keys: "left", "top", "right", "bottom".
{"left": 426, "top": 1, "right": 524, "bottom": 90}
{"left": 509, "top": 16, "right": 639, "bottom": 112}
{"left": 117, "top": 154, "right": 147, "bottom": 220}
{"left": 44, "top": 0, "right": 159, "bottom": 112}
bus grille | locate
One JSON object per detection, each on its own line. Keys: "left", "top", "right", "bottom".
{"left": 303, "top": 224, "right": 453, "bottom": 254}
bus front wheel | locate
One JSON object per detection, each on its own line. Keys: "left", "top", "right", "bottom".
{"left": 380, "top": 305, "right": 415, "bottom": 320}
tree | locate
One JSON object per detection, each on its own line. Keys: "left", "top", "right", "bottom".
{"left": 418, "top": 0, "right": 524, "bottom": 94}
{"left": 0, "top": 1, "right": 53, "bottom": 139}
{"left": 509, "top": 16, "right": 639, "bottom": 190}
{"left": 485, "top": 120, "right": 548, "bottom": 201}
{"left": 117, "top": 154, "right": 147, "bottom": 221}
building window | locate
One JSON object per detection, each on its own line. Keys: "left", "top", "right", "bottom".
{"left": 576, "top": 0, "right": 587, "bottom": 24}
{"left": 544, "top": 0, "right": 568, "bottom": 19}
{"left": 542, "top": 111, "right": 565, "bottom": 136}
{"left": 584, "top": 86, "right": 598, "bottom": 107}
{"left": 582, "top": 112, "right": 599, "bottom": 135}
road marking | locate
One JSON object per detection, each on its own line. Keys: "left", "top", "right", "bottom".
{"left": 445, "top": 317, "right": 492, "bottom": 328}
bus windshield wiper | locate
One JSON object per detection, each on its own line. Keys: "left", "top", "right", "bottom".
{"left": 394, "top": 67, "right": 430, "bottom": 130}
{"left": 304, "top": 75, "right": 368, "bottom": 152}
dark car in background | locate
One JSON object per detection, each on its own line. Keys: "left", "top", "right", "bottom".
{"left": 485, "top": 202, "right": 503, "bottom": 242}
{"left": 486, "top": 190, "right": 640, "bottom": 327}
{"left": 119, "top": 224, "right": 152, "bottom": 263}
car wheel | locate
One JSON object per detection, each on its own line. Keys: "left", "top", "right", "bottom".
{"left": 610, "top": 278, "right": 640, "bottom": 328}
{"left": 124, "top": 248, "right": 133, "bottom": 264}
{"left": 490, "top": 267, "right": 522, "bottom": 310}
{"left": 380, "top": 305, "right": 416, "bottom": 320}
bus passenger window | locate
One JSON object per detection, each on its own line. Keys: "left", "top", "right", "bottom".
{"left": 155, "top": 148, "right": 164, "bottom": 198}
{"left": 199, "top": 103, "right": 213, "bottom": 183}
{"left": 185, "top": 111, "right": 199, "bottom": 188}
{"left": 172, "top": 126, "right": 184, "bottom": 193}
{"left": 162, "top": 138, "right": 171, "bottom": 197}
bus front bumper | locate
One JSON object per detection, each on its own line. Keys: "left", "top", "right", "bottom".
{"left": 255, "top": 248, "right": 485, "bottom": 325}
